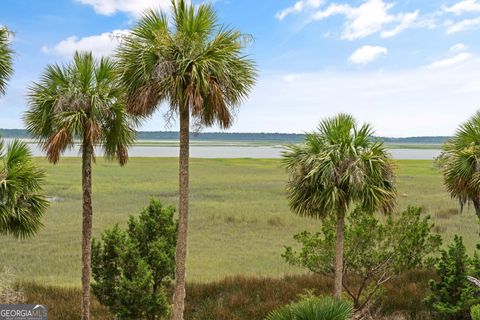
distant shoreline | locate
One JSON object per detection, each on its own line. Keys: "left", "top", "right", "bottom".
{"left": 0, "top": 128, "right": 450, "bottom": 145}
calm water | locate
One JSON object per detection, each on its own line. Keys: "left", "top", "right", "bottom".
{"left": 21, "top": 142, "right": 441, "bottom": 160}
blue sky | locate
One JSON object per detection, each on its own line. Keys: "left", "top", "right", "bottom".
{"left": 1, "top": 0, "right": 480, "bottom": 136}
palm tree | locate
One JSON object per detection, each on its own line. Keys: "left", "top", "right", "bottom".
{"left": 0, "top": 26, "right": 13, "bottom": 95}
{"left": 0, "top": 26, "right": 48, "bottom": 240}
{"left": 0, "top": 140, "right": 49, "bottom": 238}
{"left": 282, "top": 114, "right": 396, "bottom": 298}
{"left": 116, "top": 1, "right": 256, "bottom": 318}
{"left": 441, "top": 111, "right": 480, "bottom": 219}
{"left": 24, "top": 51, "right": 136, "bottom": 320}
{"left": 265, "top": 296, "right": 353, "bottom": 320}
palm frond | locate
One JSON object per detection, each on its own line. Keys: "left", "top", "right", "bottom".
{"left": 441, "top": 111, "right": 480, "bottom": 214}
{"left": 116, "top": 1, "right": 257, "bottom": 129}
{"left": 265, "top": 296, "right": 353, "bottom": 320}
{"left": 0, "top": 27, "right": 13, "bottom": 96}
{"left": 282, "top": 114, "right": 396, "bottom": 219}
{"left": 25, "top": 51, "right": 137, "bottom": 165}
{"left": 0, "top": 139, "right": 49, "bottom": 239}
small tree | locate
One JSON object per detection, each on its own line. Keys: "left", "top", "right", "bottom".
{"left": 92, "top": 199, "right": 178, "bottom": 320}
{"left": 283, "top": 206, "right": 441, "bottom": 311}
{"left": 282, "top": 114, "right": 396, "bottom": 299}
{"left": 428, "top": 235, "right": 480, "bottom": 320}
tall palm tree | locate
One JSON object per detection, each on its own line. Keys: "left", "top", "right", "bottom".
{"left": 24, "top": 51, "right": 136, "bottom": 320}
{"left": 282, "top": 114, "right": 396, "bottom": 298}
{"left": 0, "top": 26, "right": 13, "bottom": 95}
{"left": 0, "top": 139, "right": 49, "bottom": 238}
{"left": 441, "top": 111, "right": 480, "bottom": 219}
{"left": 116, "top": 1, "right": 256, "bottom": 318}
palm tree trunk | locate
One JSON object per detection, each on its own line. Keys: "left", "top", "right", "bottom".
{"left": 474, "top": 199, "right": 480, "bottom": 220}
{"left": 334, "top": 208, "right": 345, "bottom": 299}
{"left": 81, "top": 139, "right": 93, "bottom": 320}
{"left": 172, "top": 106, "right": 189, "bottom": 320}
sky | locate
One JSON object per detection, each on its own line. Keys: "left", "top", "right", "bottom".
{"left": 1, "top": 0, "right": 480, "bottom": 137}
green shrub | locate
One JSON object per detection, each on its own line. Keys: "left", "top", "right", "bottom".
{"left": 91, "top": 199, "right": 178, "bottom": 319}
{"left": 428, "top": 235, "right": 480, "bottom": 320}
{"left": 265, "top": 296, "right": 353, "bottom": 320}
{"left": 283, "top": 206, "right": 441, "bottom": 311}
{"left": 472, "top": 304, "right": 480, "bottom": 320}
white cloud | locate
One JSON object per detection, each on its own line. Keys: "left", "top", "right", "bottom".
{"left": 446, "top": 17, "right": 480, "bottom": 33}
{"left": 426, "top": 43, "right": 473, "bottom": 68}
{"left": 450, "top": 43, "right": 468, "bottom": 53}
{"left": 276, "top": 0, "right": 323, "bottom": 20}
{"left": 42, "top": 30, "right": 129, "bottom": 58}
{"left": 427, "top": 52, "right": 472, "bottom": 68}
{"left": 224, "top": 59, "right": 480, "bottom": 136}
{"left": 76, "top": 0, "right": 171, "bottom": 17}
{"left": 283, "top": 74, "right": 303, "bottom": 82}
{"left": 349, "top": 45, "right": 388, "bottom": 65}
{"left": 381, "top": 11, "right": 418, "bottom": 38}
{"left": 442, "top": 0, "right": 480, "bottom": 15}
{"left": 310, "top": 0, "right": 418, "bottom": 40}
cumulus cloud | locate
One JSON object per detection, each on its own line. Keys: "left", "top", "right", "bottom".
{"left": 276, "top": 0, "right": 323, "bottom": 20}
{"left": 42, "top": 30, "right": 129, "bottom": 58}
{"left": 442, "top": 0, "right": 480, "bottom": 15}
{"left": 349, "top": 45, "right": 388, "bottom": 65}
{"left": 445, "top": 17, "right": 480, "bottom": 33}
{"left": 76, "top": 0, "right": 172, "bottom": 17}
{"left": 309, "top": 0, "right": 418, "bottom": 40}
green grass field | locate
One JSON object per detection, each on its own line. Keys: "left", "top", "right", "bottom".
{"left": 0, "top": 158, "right": 477, "bottom": 287}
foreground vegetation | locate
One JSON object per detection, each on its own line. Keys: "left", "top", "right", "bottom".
{"left": 0, "top": 157, "right": 477, "bottom": 287}
{"left": 22, "top": 270, "right": 435, "bottom": 320}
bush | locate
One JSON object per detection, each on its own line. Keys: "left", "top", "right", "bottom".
{"left": 283, "top": 206, "right": 441, "bottom": 311}
{"left": 472, "top": 304, "right": 480, "bottom": 320}
{"left": 19, "top": 270, "right": 434, "bottom": 320}
{"left": 265, "top": 296, "right": 353, "bottom": 320}
{"left": 428, "top": 235, "right": 480, "bottom": 320}
{"left": 91, "top": 199, "right": 178, "bottom": 319}
{"left": 0, "top": 267, "right": 25, "bottom": 304}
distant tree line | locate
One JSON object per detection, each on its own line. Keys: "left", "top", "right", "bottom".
{"left": 0, "top": 128, "right": 451, "bottom": 144}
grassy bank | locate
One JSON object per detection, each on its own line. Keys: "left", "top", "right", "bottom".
{"left": 0, "top": 158, "right": 477, "bottom": 286}
{"left": 22, "top": 270, "right": 434, "bottom": 320}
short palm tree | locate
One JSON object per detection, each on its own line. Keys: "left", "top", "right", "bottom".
{"left": 282, "top": 114, "right": 396, "bottom": 298}
{"left": 0, "top": 26, "right": 13, "bottom": 95}
{"left": 0, "top": 140, "right": 49, "bottom": 238}
{"left": 266, "top": 296, "right": 353, "bottom": 320}
{"left": 24, "top": 51, "right": 136, "bottom": 320}
{"left": 116, "top": 1, "right": 256, "bottom": 318}
{"left": 441, "top": 111, "right": 480, "bottom": 219}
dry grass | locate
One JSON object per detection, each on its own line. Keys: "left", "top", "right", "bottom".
{"left": 20, "top": 270, "right": 435, "bottom": 320}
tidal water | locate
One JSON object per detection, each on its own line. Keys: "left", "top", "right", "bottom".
{"left": 21, "top": 142, "right": 441, "bottom": 160}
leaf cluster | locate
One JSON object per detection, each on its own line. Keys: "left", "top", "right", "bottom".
{"left": 428, "top": 235, "right": 480, "bottom": 320}
{"left": 282, "top": 113, "right": 396, "bottom": 219}
{"left": 283, "top": 206, "right": 442, "bottom": 310}
{"left": 92, "top": 199, "right": 178, "bottom": 319}
{"left": 0, "top": 139, "right": 49, "bottom": 238}
{"left": 265, "top": 295, "right": 353, "bottom": 320}
{"left": 116, "top": 0, "right": 257, "bottom": 129}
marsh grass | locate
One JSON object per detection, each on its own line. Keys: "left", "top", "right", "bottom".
{"left": 0, "top": 158, "right": 476, "bottom": 286}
